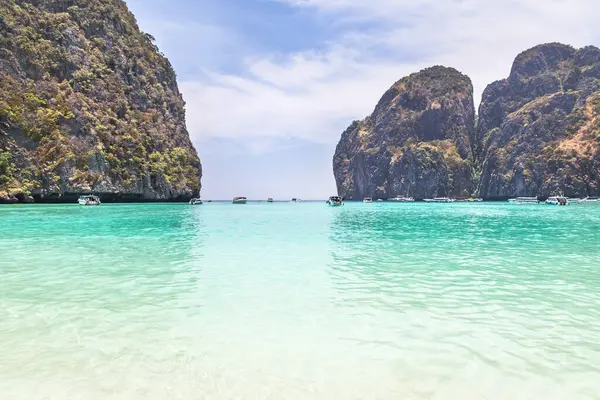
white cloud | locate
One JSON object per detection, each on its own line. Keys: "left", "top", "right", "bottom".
{"left": 178, "top": 0, "right": 600, "bottom": 150}
{"left": 181, "top": 52, "right": 425, "bottom": 149}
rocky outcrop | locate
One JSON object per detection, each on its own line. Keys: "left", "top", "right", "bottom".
{"left": 333, "top": 66, "right": 475, "bottom": 200}
{"left": 0, "top": 0, "right": 201, "bottom": 203}
{"left": 334, "top": 43, "right": 600, "bottom": 200}
{"left": 477, "top": 43, "right": 600, "bottom": 199}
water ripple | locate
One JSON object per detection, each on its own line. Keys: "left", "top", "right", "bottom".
{"left": 1, "top": 202, "right": 599, "bottom": 399}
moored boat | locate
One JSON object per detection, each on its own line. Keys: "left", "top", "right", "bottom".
{"left": 78, "top": 195, "right": 101, "bottom": 206}
{"left": 327, "top": 196, "right": 343, "bottom": 206}
{"left": 508, "top": 197, "right": 539, "bottom": 204}
{"left": 423, "top": 197, "right": 454, "bottom": 203}
{"left": 363, "top": 197, "right": 373, "bottom": 203}
{"left": 545, "top": 196, "right": 569, "bottom": 206}
{"left": 267, "top": 198, "right": 274, "bottom": 203}
{"left": 579, "top": 196, "right": 600, "bottom": 203}
{"left": 232, "top": 196, "right": 247, "bottom": 204}
{"left": 189, "top": 198, "right": 203, "bottom": 205}
{"left": 389, "top": 196, "right": 415, "bottom": 202}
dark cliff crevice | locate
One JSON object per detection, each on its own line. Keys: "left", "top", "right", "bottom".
{"left": 0, "top": 0, "right": 202, "bottom": 203}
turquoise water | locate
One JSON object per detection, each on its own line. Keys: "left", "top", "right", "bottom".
{"left": 1, "top": 202, "right": 600, "bottom": 399}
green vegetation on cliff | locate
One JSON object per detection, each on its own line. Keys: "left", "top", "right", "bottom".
{"left": 0, "top": 0, "right": 201, "bottom": 202}
{"left": 477, "top": 43, "right": 600, "bottom": 198}
{"left": 333, "top": 66, "right": 475, "bottom": 200}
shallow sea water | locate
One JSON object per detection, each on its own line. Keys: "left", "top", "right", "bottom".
{"left": 1, "top": 201, "right": 600, "bottom": 399}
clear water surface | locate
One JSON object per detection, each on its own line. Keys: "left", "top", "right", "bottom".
{"left": 1, "top": 202, "right": 600, "bottom": 399}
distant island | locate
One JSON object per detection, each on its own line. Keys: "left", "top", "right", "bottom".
{"left": 334, "top": 43, "right": 600, "bottom": 200}
{"left": 2, "top": 1, "right": 598, "bottom": 204}
{"left": 0, "top": 0, "right": 202, "bottom": 203}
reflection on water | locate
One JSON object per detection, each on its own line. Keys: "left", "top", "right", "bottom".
{"left": 0, "top": 205, "right": 209, "bottom": 399}
{"left": 1, "top": 205, "right": 206, "bottom": 301}
{"left": 327, "top": 203, "right": 600, "bottom": 398}
{"left": 1, "top": 202, "right": 600, "bottom": 399}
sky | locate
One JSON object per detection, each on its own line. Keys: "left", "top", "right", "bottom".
{"left": 125, "top": 0, "right": 599, "bottom": 200}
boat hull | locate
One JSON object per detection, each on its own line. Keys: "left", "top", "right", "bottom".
{"left": 78, "top": 197, "right": 100, "bottom": 206}
{"left": 508, "top": 197, "right": 539, "bottom": 204}
{"left": 327, "top": 196, "right": 343, "bottom": 206}
{"left": 232, "top": 200, "right": 247, "bottom": 204}
{"left": 545, "top": 197, "right": 568, "bottom": 206}
{"left": 580, "top": 198, "right": 600, "bottom": 203}
{"left": 389, "top": 197, "right": 415, "bottom": 202}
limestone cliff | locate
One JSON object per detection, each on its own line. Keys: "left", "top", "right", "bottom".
{"left": 0, "top": 0, "right": 201, "bottom": 203}
{"left": 477, "top": 43, "right": 600, "bottom": 199}
{"left": 334, "top": 44, "right": 600, "bottom": 200}
{"left": 333, "top": 66, "right": 475, "bottom": 200}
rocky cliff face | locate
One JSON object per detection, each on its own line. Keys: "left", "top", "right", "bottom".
{"left": 477, "top": 43, "right": 600, "bottom": 198}
{"left": 333, "top": 66, "right": 475, "bottom": 200}
{"left": 334, "top": 43, "right": 600, "bottom": 200}
{"left": 0, "top": 0, "right": 201, "bottom": 203}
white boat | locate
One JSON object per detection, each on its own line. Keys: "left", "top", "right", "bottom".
{"left": 327, "top": 196, "right": 343, "bottom": 206}
{"left": 189, "top": 198, "right": 203, "bottom": 205}
{"left": 545, "top": 196, "right": 569, "bottom": 206}
{"left": 579, "top": 196, "right": 600, "bottom": 203}
{"left": 389, "top": 196, "right": 415, "bottom": 202}
{"left": 232, "top": 196, "right": 247, "bottom": 204}
{"left": 78, "top": 195, "right": 101, "bottom": 206}
{"left": 456, "top": 198, "right": 483, "bottom": 203}
{"left": 508, "top": 197, "right": 539, "bottom": 204}
{"left": 423, "top": 197, "right": 454, "bottom": 203}
{"left": 377, "top": 199, "right": 384, "bottom": 202}
{"left": 267, "top": 198, "right": 274, "bottom": 203}
{"left": 363, "top": 197, "right": 373, "bottom": 203}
